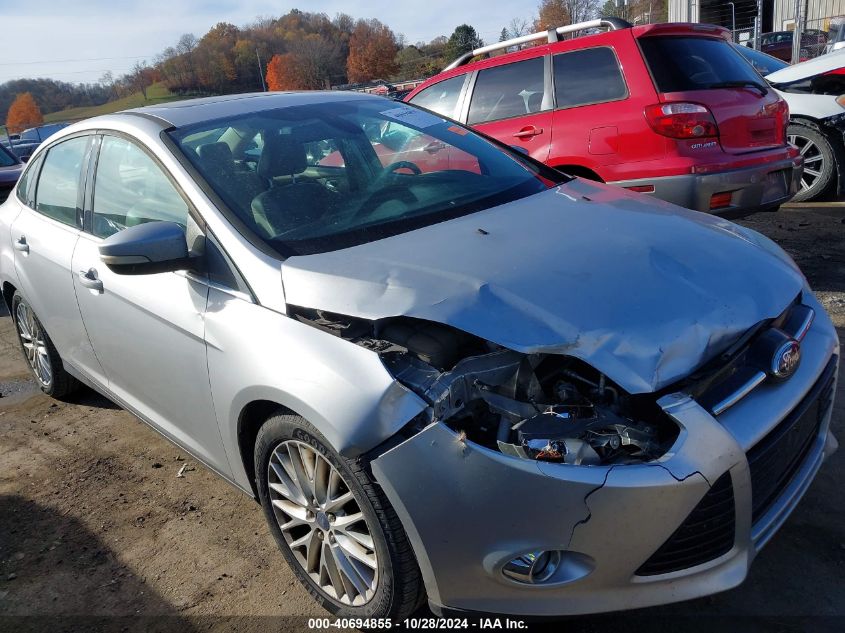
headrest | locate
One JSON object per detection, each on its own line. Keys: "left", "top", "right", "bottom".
{"left": 197, "top": 142, "right": 233, "bottom": 168}
{"left": 257, "top": 133, "right": 308, "bottom": 180}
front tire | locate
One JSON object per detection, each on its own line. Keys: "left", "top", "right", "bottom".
{"left": 11, "top": 291, "right": 78, "bottom": 398}
{"left": 255, "top": 413, "right": 424, "bottom": 619}
{"left": 788, "top": 123, "right": 836, "bottom": 202}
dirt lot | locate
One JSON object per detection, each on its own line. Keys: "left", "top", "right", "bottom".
{"left": 0, "top": 205, "right": 844, "bottom": 633}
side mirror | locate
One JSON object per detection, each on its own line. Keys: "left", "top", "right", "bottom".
{"left": 99, "top": 221, "right": 190, "bottom": 275}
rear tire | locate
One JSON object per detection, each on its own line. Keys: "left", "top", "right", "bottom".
{"left": 788, "top": 123, "right": 836, "bottom": 202}
{"left": 11, "top": 291, "right": 78, "bottom": 398}
{"left": 255, "top": 413, "right": 424, "bottom": 619}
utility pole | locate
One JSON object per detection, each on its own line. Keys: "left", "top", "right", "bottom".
{"left": 755, "top": 0, "right": 763, "bottom": 49}
{"left": 791, "top": 0, "right": 804, "bottom": 64}
{"left": 256, "top": 50, "right": 267, "bottom": 92}
{"left": 728, "top": 2, "right": 736, "bottom": 37}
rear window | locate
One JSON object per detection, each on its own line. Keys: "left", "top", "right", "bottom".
{"left": 554, "top": 47, "right": 627, "bottom": 108}
{"left": 640, "top": 36, "right": 763, "bottom": 92}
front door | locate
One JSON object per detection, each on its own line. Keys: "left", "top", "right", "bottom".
{"left": 72, "top": 134, "right": 229, "bottom": 473}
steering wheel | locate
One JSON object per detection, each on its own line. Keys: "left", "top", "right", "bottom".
{"left": 382, "top": 160, "right": 422, "bottom": 176}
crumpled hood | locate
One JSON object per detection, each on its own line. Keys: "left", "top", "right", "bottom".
{"left": 281, "top": 179, "right": 804, "bottom": 394}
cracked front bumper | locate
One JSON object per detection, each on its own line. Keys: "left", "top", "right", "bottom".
{"left": 370, "top": 296, "right": 839, "bottom": 617}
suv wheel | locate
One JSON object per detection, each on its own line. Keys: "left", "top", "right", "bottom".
{"left": 788, "top": 123, "right": 836, "bottom": 202}
{"left": 255, "top": 413, "right": 424, "bottom": 619}
{"left": 11, "top": 291, "right": 78, "bottom": 397}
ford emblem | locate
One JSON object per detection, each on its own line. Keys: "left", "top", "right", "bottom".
{"left": 771, "top": 340, "right": 801, "bottom": 380}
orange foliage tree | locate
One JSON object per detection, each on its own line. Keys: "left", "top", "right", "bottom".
{"left": 347, "top": 19, "right": 399, "bottom": 83}
{"left": 266, "top": 53, "right": 307, "bottom": 90}
{"left": 6, "top": 92, "right": 43, "bottom": 134}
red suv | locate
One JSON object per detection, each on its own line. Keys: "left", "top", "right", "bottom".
{"left": 405, "top": 20, "right": 803, "bottom": 216}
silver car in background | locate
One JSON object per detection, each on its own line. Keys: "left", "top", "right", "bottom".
{"left": 0, "top": 92, "right": 838, "bottom": 619}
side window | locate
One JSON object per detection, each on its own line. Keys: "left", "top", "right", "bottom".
{"left": 15, "top": 153, "right": 43, "bottom": 207}
{"left": 34, "top": 136, "right": 89, "bottom": 227}
{"left": 93, "top": 136, "right": 189, "bottom": 238}
{"left": 408, "top": 75, "right": 466, "bottom": 119}
{"left": 467, "top": 57, "right": 546, "bottom": 125}
{"left": 553, "top": 47, "right": 627, "bottom": 109}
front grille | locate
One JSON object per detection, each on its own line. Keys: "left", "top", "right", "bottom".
{"left": 747, "top": 357, "right": 836, "bottom": 523}
{"left": 636, "top": 472, "right": 735, "bottom": 576}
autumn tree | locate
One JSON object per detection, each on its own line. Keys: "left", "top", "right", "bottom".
{"left": 266, "top": 53, "right": 306, "bottom": 90}
{"left": 347, "top": 19, "right": 399, "bottom": 83}
{"left": 443, "top": 25, "right": 484, "bottom": 63}
{"left": 6, "top": 92, "right": 43, "bottom": 134}
{"left": 536, "top": 0, "right": 600, "bottom": 29}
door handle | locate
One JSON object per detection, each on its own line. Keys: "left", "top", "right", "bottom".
{"left": 14, "top": 236, "right": 29, "bottom": 253}
{"left": 78, "top": 268, "right": 104, "bottom": 293}
{"left": 513, "top": 126, "right": 543, "bottom": 139}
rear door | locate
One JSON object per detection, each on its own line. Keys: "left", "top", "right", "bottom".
{"left": 463, "top": 53, "right": 554, "bottom": 162}
{"left": 10, "top": 135, "right": 106, "bottom": 384}
{"left": 638, "top": 35, "right": 787, "bottom": 154}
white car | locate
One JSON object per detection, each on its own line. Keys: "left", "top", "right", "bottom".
{"left": 738, "top": 44, "right": 845, "bottom": 202}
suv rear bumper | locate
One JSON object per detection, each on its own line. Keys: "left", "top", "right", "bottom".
{"left": 610, "top": 156, "right": 803, "bottom": 217}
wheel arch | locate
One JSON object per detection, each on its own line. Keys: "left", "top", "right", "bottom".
{"left": 237, "top": 399, "right": 296, "bottom": 498}
{"left": 2, "top": 281, "right": 17, "bottom": 313}
{"left": 548, "top": 164, "right": 605, "bottom": 182}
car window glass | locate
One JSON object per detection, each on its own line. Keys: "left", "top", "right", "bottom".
{"left": 640, "top": 36, "right": 764, "bottom": 92}
{"left": 34, "top": 136, "right": 88, "bottom": 227}
{"left": 0, "top": 146, "right": 16, "bottom": 167}
{"left": 467, "top": 57, "right": 546, "bottom": 125}
{"left": 554, "top": 47, "right": 627, "bottom": 108}
{"left": 93, "top": 136, "right": 189, "bottom": 238}
{"left": 408, "top": 75, "right": 465, "bottom": 118}
{"left": 16, "top": 153, "right": 42, "bottom": 206}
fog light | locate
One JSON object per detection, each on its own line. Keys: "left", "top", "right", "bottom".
{"left": 710, "top": 191, "right": 733, "bottom": 209}
{"left": 502, "top": 550, "right": 561, "bottom": 584}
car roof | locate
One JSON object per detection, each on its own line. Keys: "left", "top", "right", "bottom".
{"left": 766, "top": 46, "right": 845, "bottom": 82}
{"left": 119, "top": 91, "right": 381, "bottom": 128}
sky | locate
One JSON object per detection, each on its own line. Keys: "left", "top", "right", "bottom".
{"left": 0, "top": 0, "right": 541, "bottom": 84}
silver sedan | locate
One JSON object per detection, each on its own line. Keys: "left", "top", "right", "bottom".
{"left": 0, "top": 92, "right": 838, "bottom": 619}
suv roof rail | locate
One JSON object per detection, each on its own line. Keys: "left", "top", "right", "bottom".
{"left": 443, "top": 17, "right": 633, "bottom": 71}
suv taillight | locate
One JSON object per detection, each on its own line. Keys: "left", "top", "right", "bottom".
{"left": 776, "top": 98, "right": 789, "bottom": 143}
{"left": 644, "top": 103, "right": 719, "bottom": 139}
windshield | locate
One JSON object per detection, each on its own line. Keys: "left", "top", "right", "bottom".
{"left": 640, "top": 36, "right": 765, "bottom": 92}
{"left": 0, "top": 145, "right": 18, "bottom": 167}
{"left": 169, "top": 99, "right": 559, "bottom": 256}
{"left": 734, "top": 44, "right": 788, "bottom": 76}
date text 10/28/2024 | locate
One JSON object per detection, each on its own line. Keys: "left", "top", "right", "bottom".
{"left": 307, "top": 618, "right": 529, "bottom": 629}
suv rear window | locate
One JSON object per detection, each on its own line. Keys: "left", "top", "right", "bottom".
{"left": 554, "top": 47, "right": 627, "bottom": 108}
{"left": 640, "top": 36, "right": 763, "bottom": 93}
{"left": 467, "top": 57, "right": 546, "bottom": 125}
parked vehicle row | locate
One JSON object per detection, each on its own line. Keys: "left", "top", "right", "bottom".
{"left": 406, "top": 20, "right": 802, "bottom": 217}
{"left": 0, "top": 144, "right": 24, "bottom": 203}
{"left": 2, "top": 123, "right": 69, "bottom": 162}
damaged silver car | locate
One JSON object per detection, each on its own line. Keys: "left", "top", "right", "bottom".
{"left": 0, "top": 92, "right": 838, "bottom": 619}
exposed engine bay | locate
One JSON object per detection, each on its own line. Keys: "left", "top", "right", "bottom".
{"left": 291, "top": 308, "right": 680, "bottom": 465}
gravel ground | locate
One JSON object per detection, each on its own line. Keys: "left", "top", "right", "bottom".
{"left": 0, "top": 205, "right": 843, "bottom": 633}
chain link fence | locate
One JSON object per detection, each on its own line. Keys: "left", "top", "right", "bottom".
{"left": 673, "top": 0, "right": 845, "bottom": 63}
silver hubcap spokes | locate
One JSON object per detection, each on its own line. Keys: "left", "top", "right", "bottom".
{"left": 15, "top": 302, "right": 51, "bottom": 387}
{"left": 788, "top": 133, "right": 824, "bottom": 193}
{"left": 268, "top": 440, "right": 378, "bottom": 606}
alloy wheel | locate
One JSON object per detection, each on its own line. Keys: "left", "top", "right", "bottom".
{"left": 267, "top": 440, "right": 378, "bottom": 606}
{"left": 788, "top": 132, "right": 825, "bottom": 194}
{"left": 15, "top": 301, "right": 52, "bottom": 387}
